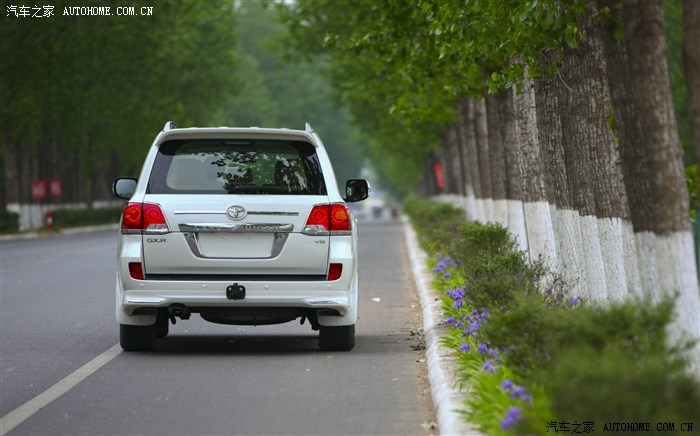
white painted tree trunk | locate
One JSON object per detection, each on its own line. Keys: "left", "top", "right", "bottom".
{"left": 579, "top": 215, "right": 608, "bottom": 302}
{"left": 506, "top": 199, "right": 529, "bottom": 253}
{"left": 622, "top": 221, "right": 643, "bottom": 299}
{"left": 555, "top": 208, "right": 589, "bottom": 300}
{"left": 635, "top": 232, "right": 660, "bottom": 303}
{"left": 493, "top": 199, "right": 508, "bottom": 228}
{"left": 655, "top": 231, "right": 700, "bottom": 344}
{"left": 598, "top": 217, "right": 628, "bottom": 302}
{"left": 464, "top": 187, "right": 477, "bottom": 222}
{"left": 523, "top": 201, "right": 558, "bottom": 272}
{"left": 473, "top": 198, "right": 485, "bottom": 223}
{"left": 483, "top": 198, "right": 494, "bottom": 223}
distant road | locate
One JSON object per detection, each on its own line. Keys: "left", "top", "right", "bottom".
{"left": 0, "top": 222, "right": 435, "bottom": 435}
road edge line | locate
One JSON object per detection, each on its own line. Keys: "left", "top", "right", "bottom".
{"left": 0, "top": 343, "right": 122, "bottom": 435}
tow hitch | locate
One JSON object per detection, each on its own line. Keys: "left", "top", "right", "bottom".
{"left": 226, "top": 283, "right": 246, "bottom": 300}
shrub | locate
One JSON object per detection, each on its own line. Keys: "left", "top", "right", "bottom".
{"left": 0, "top": 210, "right": 20, "bottom": 233}
{"left": 405, "top": 196, "right": 700, "bottom": 435}
{"left": 51, "top": 206, "right": 122, "bottom": 229}
{"left": 404, "top": 195, "right": 465, "bottom": 250}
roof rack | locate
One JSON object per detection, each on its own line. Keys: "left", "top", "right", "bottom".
{"left": 305, "top": 122, "right": 314, "bottom": 133}
{"left": 163, "top": 121, "right": 177, "bottom": 132}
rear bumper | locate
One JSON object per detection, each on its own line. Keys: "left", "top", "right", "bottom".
{"left": 116, "top": 274, "right": 358, "bottom": 326}
{"left": 120, "top": 287, "right": 353, "bottom": 315}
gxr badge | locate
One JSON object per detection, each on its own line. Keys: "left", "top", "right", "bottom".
{"left": 226, "top": 205, "right": 247, "bottom": 220}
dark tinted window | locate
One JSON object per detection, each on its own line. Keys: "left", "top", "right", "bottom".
{"left": 148, "top": 140, "right": 326, "bottom": 195}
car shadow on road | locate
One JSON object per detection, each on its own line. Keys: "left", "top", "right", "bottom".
{"left": 152, "top": 334, "right": 320, "bottom": 355}
{"left": 147, "top": 332, "right": 421, "bottom": 356}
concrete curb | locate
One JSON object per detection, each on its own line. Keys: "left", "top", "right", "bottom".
{"left": 0, "top": 224, "right": 119, "bottom": 242}
{"left": 403, "top": 218, "right": 481, "bottom": 436}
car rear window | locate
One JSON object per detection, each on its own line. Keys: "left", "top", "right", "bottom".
{"left": 148, "top": 139, "right": 327, "bottom": 195}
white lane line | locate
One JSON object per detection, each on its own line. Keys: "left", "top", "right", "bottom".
{"left": 0, "top": 343, "right": 122, "bottom": 436}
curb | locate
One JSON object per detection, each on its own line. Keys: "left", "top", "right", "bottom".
{"left": 403, "top": 218, "right": 481, "bottom": 436}
{"left": 0, "top": 224, "right": 119, "bottom": 242}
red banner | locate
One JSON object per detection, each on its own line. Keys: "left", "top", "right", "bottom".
{"left": 433, "top": 163, "right": 445, "bottom": 189}
{"left": 49, "top": 178, "right": 62, "bottom": 197}
{"left": 31, "top": 180, "right": 47, "bottom": 200}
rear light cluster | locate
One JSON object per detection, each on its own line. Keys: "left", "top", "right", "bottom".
{"left": 327, "top": 263, "right": 343, "bottom": 281}
{"left": 128, "top": 262, "right": 144, "bottom": 280}
{"left": 303, "top": 203, "right": 351, "bottom": 235}
{"left": 121, "top": 202, "right": 169, "bottom": 234}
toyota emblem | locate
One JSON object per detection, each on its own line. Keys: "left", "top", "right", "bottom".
{"left": 226, "top": 205, "right": 247, "bottom": 220}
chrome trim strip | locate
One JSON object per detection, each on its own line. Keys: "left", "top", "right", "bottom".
{"left": 124, "top": 296, "right": 166, "bottom": 304}
{"left": 248, "top": 211, "right": 299, "bottom": 216}
{"left": 174, "top": 211, "right": 299, "bottom": 216}
{"left": 174, "top": 211, "right": 225, "bottom": 215}
{"left": 182, "top": 232, "right": 289, "bottom": 259}
{"left": 179, "top": 223, "right": 294, "bottom": 233}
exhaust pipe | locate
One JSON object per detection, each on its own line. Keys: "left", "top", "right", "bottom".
{"left": 168, "top": 304, "right": 191, "bottom": 320}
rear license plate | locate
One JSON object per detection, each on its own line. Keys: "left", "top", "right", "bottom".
{"left": 198, "top": 233, "right": 274, "bottom": 258}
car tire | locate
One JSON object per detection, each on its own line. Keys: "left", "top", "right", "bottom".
{"left": 319, "top": 324, "right": 355, "bottom": 351}
{"left": 155, "top": 311, "right": 169, "bottom": 339}
{"left": 120, "top": 324, "right": 157, "bottom": 351}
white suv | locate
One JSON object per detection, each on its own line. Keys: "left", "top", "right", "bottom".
{"left": 113, "top": 122, "right": 369, "bottom": 351}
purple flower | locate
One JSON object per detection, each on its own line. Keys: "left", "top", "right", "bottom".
{"left": 482, "top": 358, "right": 497, "bottom": 374}
{"left": 477, "top": 342, "right": 489, "bottom": 355}
{"left": 444, "top": 273, "right": 452, "bottom": 279}
{"left": 511, "top": 386, "right": 527, "bottom": 400}
{"left": 459, "top": 343, "right": 471, "bottom": 352}
{"left": 445, "top": 316, "right": 456, "bottom": 325}
{"left": 453, "top": 298, "right": 463, "bottom": 309}
{"left": 501, "top": 406, "right": 523, "bottom": 431}
{"left": 501, "top": 380, "right": 514, "bottom": 391}
{"left": 545, "top": 287, "right": 552, "bottom": 295}
{"left": 568, "top": 296, "right": 580, "bottom": 307}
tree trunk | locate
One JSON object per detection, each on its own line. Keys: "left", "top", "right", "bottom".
{"left": 458, "top": 99, "right": 483, "bottom": 221}
{"left": 534, "top": 50, "right": 590, "bottom": 298}
{"left": 498, "top": 88, "right": 528, "bottom": 252}
{"left": 600, "top": 0, "right": 699, "bottom": 345}
{"left": 485, "top": 92, "right": 508, "bottom": 227}
{"left": 473, "top": 98, "right": 493, "bottom": 222}
{"left": 685, "top": 0, "right": 700, "bottom": 169}
{"left": 561, "top": 1, "right": 638, "bottom": 302}
{"left": 513, "top": 67, "right": 557, "bottom": 271}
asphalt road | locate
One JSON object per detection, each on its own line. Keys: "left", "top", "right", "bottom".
{"left": 0, "top": 221, "right": 435, "bottom": 435}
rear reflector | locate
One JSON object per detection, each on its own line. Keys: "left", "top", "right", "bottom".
{"left": 128, "top": 262, "right": 144, "bottom": 280}
{"left": 328, "top": 263, "right": 343, "bottom": 281}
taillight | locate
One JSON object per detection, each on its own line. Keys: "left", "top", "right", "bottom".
{"left": 142, "top": 203, "right": 167, "bottom": 232}
{"left": 304, "top": 204, "right": 351, "bottom": 235}
{"left": 330, "top": 204, "right": 350, "bottom": 231}
{"left": 128, "top": 262, "right": 144, "bottom": 280}
{"left": 121, "top": 202, "right": 168, "bottom": 234}
{"left": 306, "top": 205, "right": 330, "bottom": 228}
{"left": 122, "top": 203, "right": 142, "bottom": 230}
{"left": 328, "top": 263, "right": 343, "bottom": 281}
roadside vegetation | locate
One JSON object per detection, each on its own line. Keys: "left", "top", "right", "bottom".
{"left": 405, "top": 196, "right": 700, "bottom": 435}
{"left": 1, "top": 1, "right": 365, "bottom": 228}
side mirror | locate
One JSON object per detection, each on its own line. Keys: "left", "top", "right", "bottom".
{"left": 113, "top": 177, "right": 138, "bottom": 200}
{"left": 344, "top": 179, "right": 370, "bottom": 203}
